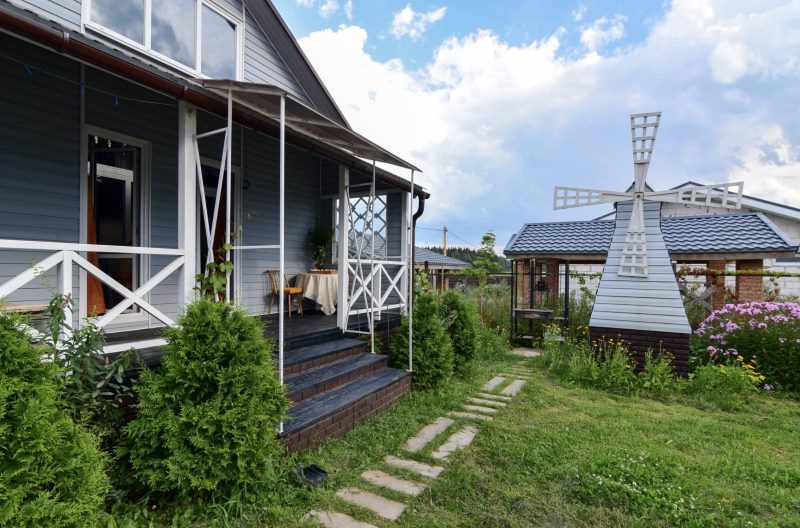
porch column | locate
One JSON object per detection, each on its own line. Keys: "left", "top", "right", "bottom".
{"left": 337, "top": 165, "right": 350, "bottom": 329}
{"left": 177, "top": 102, "right": 197, "bottom": 307}
{"left": 735, "top": 259, "right": 764, "bottom": 302}
{"left": 706, "top": 260, "right": 727, "bottom": 310}
{"left": 545, "top": 260, "right": 560, "bottom": 307}
{"left": 399, "top": 191, "right": 409, "bottom": 313}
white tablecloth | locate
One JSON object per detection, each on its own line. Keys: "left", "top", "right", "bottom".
{"left": 296, "top": 273, "right": 338, "bottom": 315}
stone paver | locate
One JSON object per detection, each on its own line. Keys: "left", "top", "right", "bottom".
{"left": 404, "top": 417, "right": 454, "bottom": 453}
{"left": 384, "top": 455, "right": 444, "bottom": 478}
{"left": 501, "top": 373, "right": 530, "bottom": 379}
{"left": 463, "top": 404, "right": 498, "bottom": 414}
{"left": 468, "top": 397, "right": 507, "bottom": 408}
{"left": 477, "top": 392, "right": 512, "bottom": 401}
{"left": 336, "top": 487, "right": 406, "bottom": 521}
{"left": 447, "top": 411, "right": 493, "bottom": 421}
{"left": 511, "top": 347, "right": 542, "bottom": 357}
{"left": 304, "top": 510, "right": 377, "bottom": 528}
{"left": 500, "top": 379, "right": 526, "bottom": 396}
{"left": 361, "top": 469, "right": 427, "bottom": 496}
{"left": 482, "top": 376, "right": 506, "bottom": 391}
{"left": 431, "top": 425, "right": 478, "bottom": 461}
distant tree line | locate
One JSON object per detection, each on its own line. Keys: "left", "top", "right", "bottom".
{"left": 424, "top": 245, "right": 511, "bottom": 272}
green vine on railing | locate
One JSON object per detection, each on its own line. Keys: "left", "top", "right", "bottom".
{"left": 195, "top": 241, "right": 235, "bottom": 299}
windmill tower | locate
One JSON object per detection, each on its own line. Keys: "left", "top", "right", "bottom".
{"left": 553, "top": 112, "right": 744, "bottom": 372}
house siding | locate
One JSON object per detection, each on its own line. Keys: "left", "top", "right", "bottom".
{"left": 0, "top": 32, "right": 81, "bottom": 309}
{"left": 7, "top": 0, "right": 82, "bottom": 31}
{"left": 590, "top": 201, "right": 692, "bottom": 334}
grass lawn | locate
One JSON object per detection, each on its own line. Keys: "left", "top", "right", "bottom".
{"left": 231, "top": 354, "right": 800, "bottom": 528}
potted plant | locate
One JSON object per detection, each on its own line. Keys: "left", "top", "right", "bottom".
{"left": 308, "top": 224, "right": 334, "bottom": 270}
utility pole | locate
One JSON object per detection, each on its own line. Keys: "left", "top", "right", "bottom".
{"left": 442, "top": 226, "right": 447, "bottom": 293}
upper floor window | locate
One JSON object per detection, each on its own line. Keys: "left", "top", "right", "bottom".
{"left": 87, "top": 0, "right": 239, "bottom": 79}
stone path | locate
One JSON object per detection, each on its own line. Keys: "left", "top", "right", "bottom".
{"left": 404, "top": 417, "right": 454, "bottom": 453}
{"left": 304, "top": 364, "right": 531, "bottom": 527}
{"left": 511, "top": 347, "right": 542, "bottom": 357}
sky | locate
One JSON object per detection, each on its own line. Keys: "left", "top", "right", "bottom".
{"left": 272, "top": 0, "right": 800, "bottom": 252}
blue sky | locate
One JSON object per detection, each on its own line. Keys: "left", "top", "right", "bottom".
{"left": 273, "top": 0, "right": 800, "bottom": 252}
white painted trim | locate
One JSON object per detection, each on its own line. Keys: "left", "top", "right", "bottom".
{"left": 178, "top": 102, "right": 198, "bottom": 307}
{"left": 0, "top": 240, "right": 182, "bottom": 256}
{"left": 337, "top": 166, "right": 350, "bottom": 330}
{"left": 104, "top": 338, "right": 167, "bottom": 354}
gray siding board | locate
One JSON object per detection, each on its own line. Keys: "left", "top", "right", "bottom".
{"left": 590, "top": 201, "right": 691, "bottom": 334}
{"left": 243, "top": 10, "right": 309, "bottom": 104}
{"left": 8, "top": 0, "right": 81, "bottom": 31}
{"left": 0, "top": 33, "right": 80, "bottom": 310}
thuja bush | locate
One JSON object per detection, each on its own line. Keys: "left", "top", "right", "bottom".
{"left": 439, "top": 291, "right": 477, "bottom": 373}
{"left": 390, "top": 276, "right": 454, "bottom": 390}
{"left": 124, "top": 298, "right": 290, "bottom": 502}
{"left": 693, "top": 301, "right": 800, "bottom": 391}
{"left": 0, "top": 312, "right": 108, "bottom": 527}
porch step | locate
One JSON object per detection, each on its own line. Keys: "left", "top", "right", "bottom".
{"left": 281, "top": 338, "right": 367, "bottom": 377}
{"left": 283, "top": 368, "right": 411, "bottom": 451}
{"left": 285, "top": 353, "right": 387, "bottom": 403}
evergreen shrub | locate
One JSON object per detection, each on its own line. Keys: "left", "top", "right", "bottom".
{"left": 439, "top": 291, "right": 477, "bottom": 372}
{"left": 0, "top": 312, "right": 108, "bottom": 527}
{"left": 124, "top": 298, "right": 290, "bottom": 501}
{"left": 390, "top": 284, "right": 454, "bottom": 390}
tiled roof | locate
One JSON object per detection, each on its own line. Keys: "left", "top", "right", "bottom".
{"left": 415, "top": 247, "right": 470, "bottom": 268}
{"left": 504, "top": 220, "right": 614, "bottom": 254}
{"left": 504, "top": 213, "right": 798, "bottom": 256}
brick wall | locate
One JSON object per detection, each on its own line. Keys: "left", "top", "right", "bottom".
{"left": 735, "top": 259, "right": 764, "bottom": 302}
{"left": 706, "top": 260, "right": 728, "bottom": 310}
{"left": 590, "top": 326, "right": 691, "bottom": 376}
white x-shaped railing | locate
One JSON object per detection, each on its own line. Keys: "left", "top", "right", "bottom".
{"left": 346, "top": 259, "right": 407, "bottom": 316}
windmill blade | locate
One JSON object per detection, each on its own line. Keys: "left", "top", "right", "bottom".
{"left": 648, "top": 181, "right": 744, "bottom": 209}
{"left": 630, "top": 112, "right": 661, "bottom": 192}
{"left": 553, "top": 186, "right": 632, "bottom": 210}
{"left": 618, "top": 196, "right": 649, "bottom": 278}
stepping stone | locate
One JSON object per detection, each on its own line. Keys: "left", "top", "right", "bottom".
{"left": 463, "top": 404, "right": 498, "bottom": 414}
{"left": 512, "top": 348, "right": 542, "bottom": 357}
{"left": 468, "top": 397, "right": 507, "bottom": 408}
{"left": 361, "top": 469, "right": 427, "bottom": 496}
{"left": 384, "top": 455, "right": 444, "bottom": 478}
{"left": 404, "top": 417, "right": 454, "bottom": 453}
{"left": 501, "top": 379, "right": 526, "bottom": 396}
{"left": 482, "top": 376, "right": 506, "bottom": 391}
{"left": 304, "top": 510, "right": 377, "bottom": 528}
{"left": 501, "top": 373, "right": 530, "bottom": 379}
{"left": 477, "top": 392, "right": 512, "bottom": 401}
{"left": 447, "top": 411, "right": 493, "bottom": 421}
{"left": 336, "top": 487, "right": 406, "bottom": 521}
{"left": 431, "top": 425, "right": 478, "bottom": 461}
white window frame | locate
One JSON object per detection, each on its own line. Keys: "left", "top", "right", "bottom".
{"left": 81, "top": 125, "right": 152, "bottom": 328}
{"left": 82, "top": 0, "right": 244, "bottom": 81}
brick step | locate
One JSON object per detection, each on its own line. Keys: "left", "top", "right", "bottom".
{"left": 279, "top": 338, "right": 367, "bottom": 377}
{"left": 285, "top": 353, "right": 388, "bottom": 403}
{"left": 283, "top": 368, "right": 411, "bottom": 451}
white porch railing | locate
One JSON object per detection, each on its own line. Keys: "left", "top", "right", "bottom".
{"left": 0, "top": 239, "right": 184, "bottom": 333}
{"left": 346, "top": 259, "right": 408, "bottom": 317}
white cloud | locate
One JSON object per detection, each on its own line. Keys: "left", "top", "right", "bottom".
{"left": 344, "top": 0, "right": 353, "bottom": 20}
{"left": 296, "top": 0, "right": 314, "bottom": 6}
{"left": 391, "top": 4, "right": 447, "bottom": 40}
{"left": 572, "top": 4, "right": 587, "bottom": 22}
{"left": 319, "top": 0, "right": 339, "bottom": 18}
{"left": 299, "top": 0, "right": 800, "bottom": 243}
{"left": 580, "top": 14, "right": 627, "bottom": 53}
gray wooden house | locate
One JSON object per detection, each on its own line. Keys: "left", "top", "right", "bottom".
{"left": 0, "top": 0, "right": 428, "bottom": 449}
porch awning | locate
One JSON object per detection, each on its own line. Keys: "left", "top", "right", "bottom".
{"left": 195, "top": 79, "right": 422, "bottom": 173}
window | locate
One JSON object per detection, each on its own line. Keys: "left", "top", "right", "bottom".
{"left": 87, "top": 0, "right": 240, "bottom": 79}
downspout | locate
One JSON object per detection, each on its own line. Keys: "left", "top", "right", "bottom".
{"left": 411, "top": 193, "right": 426, "bottom": 267}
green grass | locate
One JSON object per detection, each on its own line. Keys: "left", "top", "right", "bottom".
{"left": 124, "top": 354, "right": 800, "bottom": 527}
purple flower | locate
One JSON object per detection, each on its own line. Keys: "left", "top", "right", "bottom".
{"left": 763, "top": 384, "right": 774, "bottom": 391}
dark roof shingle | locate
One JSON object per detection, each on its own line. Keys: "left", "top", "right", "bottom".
{"left": 415, "top": 247, "right": 470, "bottom": 268}
{"left": 504, "top": 213, "right": 797, "bottom": 256}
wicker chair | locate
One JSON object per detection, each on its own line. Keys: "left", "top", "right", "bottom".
{"left": 265, "top": 269, "right": 304, "bottom": 317}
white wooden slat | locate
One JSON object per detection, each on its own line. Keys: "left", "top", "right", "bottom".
{"left": 0, "top": 239, "right": 183, "bottom": 256}
{"left": 96, "top": 256, "right": 185, "bottom": 328}
{"left": 592, "top": 303, "right": 688, "bottom": 316}
{"left": 0, "top": 251, "right": 64, "bottom": 298}
{"left": 71, "top": 253, "right": 175, "bottom": 327}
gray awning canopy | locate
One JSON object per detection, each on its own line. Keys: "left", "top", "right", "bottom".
{"left": 196, "top": 79, "right": 422, "bottom": 172}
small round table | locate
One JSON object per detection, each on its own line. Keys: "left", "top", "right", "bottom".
{"left": 296, "top": 272, "right": 338, "bottom": 315}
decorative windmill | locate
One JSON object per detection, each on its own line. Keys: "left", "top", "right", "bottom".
{"left": 554, "top": 112, "right": 744, "bottom": 277}
{"left": 552, "top": 112, "right": 745, "bottom": 374}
